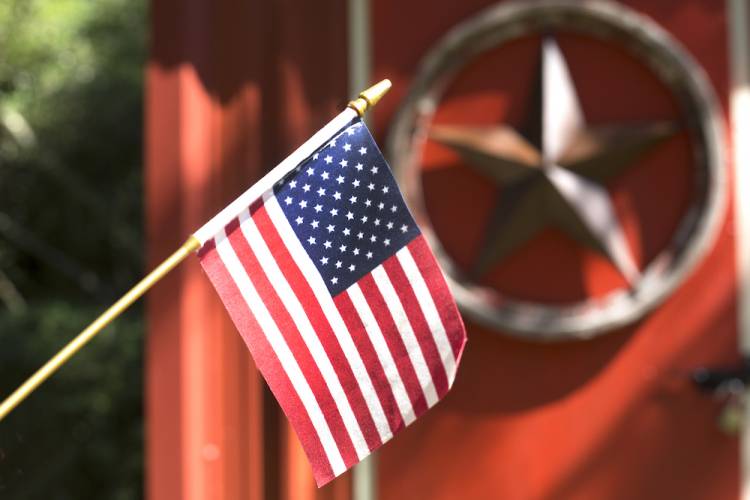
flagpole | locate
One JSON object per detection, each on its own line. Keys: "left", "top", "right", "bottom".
{"left": 0, "top": 236, "right": 199, "bottom": 421}
{"left": 0, "top": 79, "right": 392, "bottom": 422}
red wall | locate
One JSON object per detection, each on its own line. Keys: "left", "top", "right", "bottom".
{"left": 371, "top": 1, "right": 738, "bottom": 498}
{"left": 146, "top": 1, "right": 738, "bottom": 499}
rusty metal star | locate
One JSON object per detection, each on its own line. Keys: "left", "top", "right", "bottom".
{"left": 430, "top": 38, "right": 676, "bottom": 283}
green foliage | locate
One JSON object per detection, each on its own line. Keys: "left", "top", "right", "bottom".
{"left": 0, "top": 0, "right": 146, "bottom": 498}
{"left": 0, "top": 305, "right": 143, "bottom": 500}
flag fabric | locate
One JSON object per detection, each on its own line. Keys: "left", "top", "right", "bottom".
{"left": 197, "top": 117, "right": 466, "bottom": 486}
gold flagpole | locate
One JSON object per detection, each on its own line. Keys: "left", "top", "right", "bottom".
{"left": 0, "top": 79, "right": 391, "bottom": 422}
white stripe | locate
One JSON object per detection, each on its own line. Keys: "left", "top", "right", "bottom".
{"left": 214, "top": 229, "right": 346, "bottom": 475}
{"left": 237, "top": 208, "right": 369, "bottom": 458}
{"left": 396, "top": 246, "right": 457, "bottom": 387}
{"left": 348, "top": 283, "right": 416, "bottom": 425}
{"left": 264, "top": 194, "right": 394, "bottom": 442}
{"left": 193, "top": 108, "right": 358, "bottom": 244}
{"left": 370, "top": 266, "right": 439, "bottom": 408}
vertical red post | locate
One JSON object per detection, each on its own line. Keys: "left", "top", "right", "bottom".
{"left": 146, "top": 0, "right": 351, "bottom": 498}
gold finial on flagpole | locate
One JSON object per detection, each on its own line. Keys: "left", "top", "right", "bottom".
{"left": 348, "top": 79, "right": 392, "bottom": 117}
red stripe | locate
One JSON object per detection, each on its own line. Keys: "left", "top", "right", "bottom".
{"left": 382, "top": 256, "right": 449, "bottom": 399}
{"left": 199, "top": 244, "right": 334, "bottom": 484}
{"left": 251, "top": 204, "right": 384, "bottom": 451}
{"left": 407, "top": 236, "right": 467, "bottom": 361}
{"left": 334, "top": 291, "right": 405, "bottom": 435}
{"left": 196, "top": 237, "right": 215, "bottom": 258}
{"left": 225, "top": 221, "right": 359, "bottom": 467}
{"left": 357, "top": 274, "right": 429, "bottom": 418}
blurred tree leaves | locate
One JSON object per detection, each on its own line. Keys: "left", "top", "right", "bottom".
{"left": 0, "top": 0, "right": 145, "bottom": 498}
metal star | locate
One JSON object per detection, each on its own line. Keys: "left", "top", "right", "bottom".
{"left": 430, "top": 38, "right": 677, "bottom": 283}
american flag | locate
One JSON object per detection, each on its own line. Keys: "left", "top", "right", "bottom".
{"left": 198, "top": 118, "right": 466, "bottom": 486}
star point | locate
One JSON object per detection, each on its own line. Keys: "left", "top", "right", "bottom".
{"left": 427, "top": 37, "right": 672, "bottom": 282}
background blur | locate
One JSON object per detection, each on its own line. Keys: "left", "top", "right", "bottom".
{"left": 0, "top": 1, "right": 744, "bottom": 499}
{"left": 0, "top": 1, "right": 145, "bottom": 498}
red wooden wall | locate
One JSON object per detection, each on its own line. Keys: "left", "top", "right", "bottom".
{"left": 371, "top": 1, "right": 738, "bottom": 498}
{"left": 146, "top": 1, "right": 738, "bottom": 499}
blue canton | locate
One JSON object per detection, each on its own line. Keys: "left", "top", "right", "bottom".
{"left": 274, "top": 119, "right": 421, "bottom": 296}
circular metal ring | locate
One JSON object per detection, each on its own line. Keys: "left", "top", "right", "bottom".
{"left": 387, "top": 0, "right": 726, "bottom": 340}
